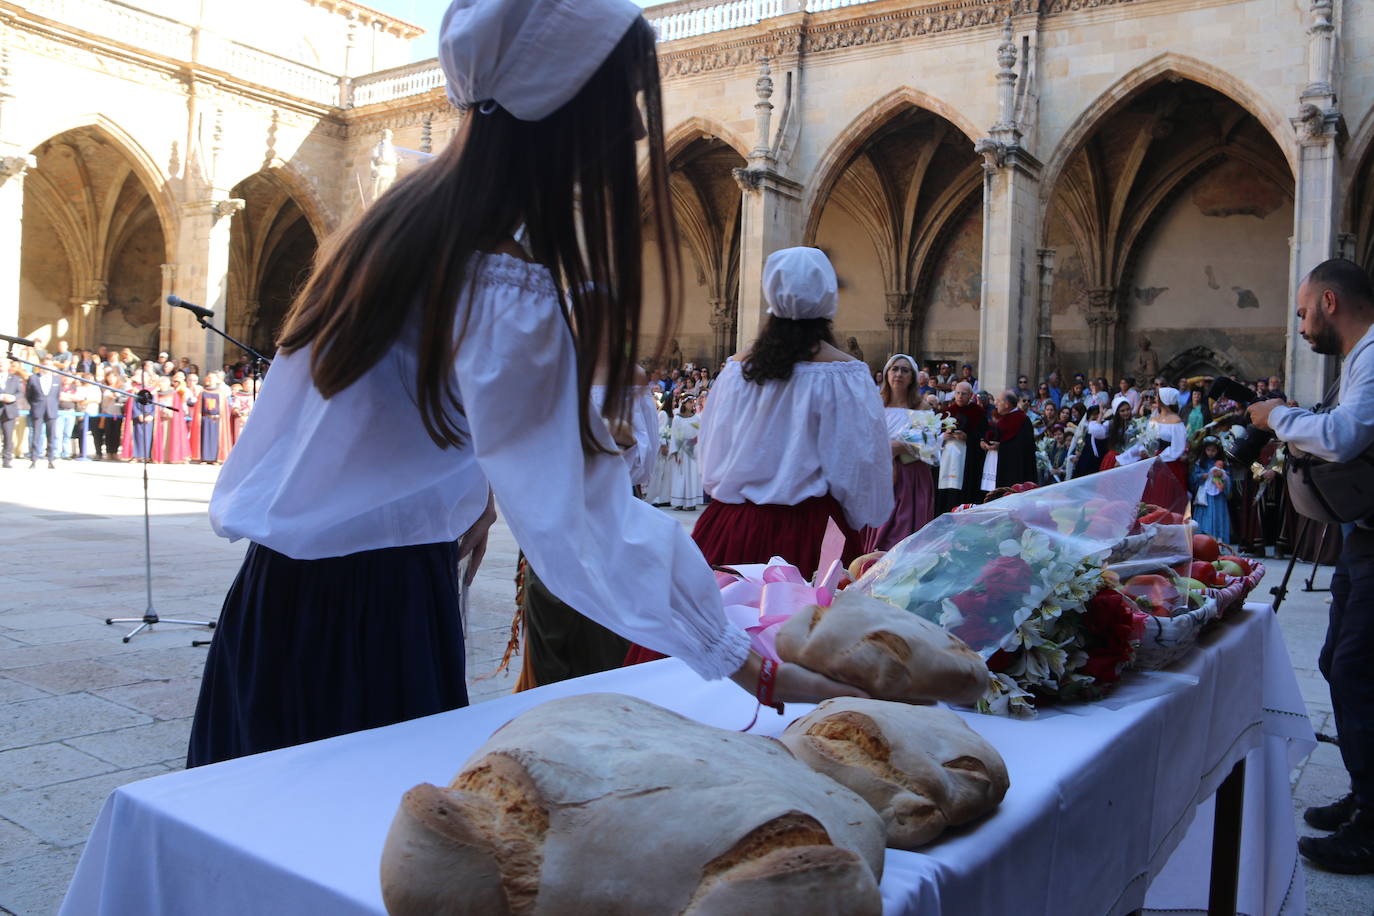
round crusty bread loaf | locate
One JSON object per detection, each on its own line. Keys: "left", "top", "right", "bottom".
{"left": 379, "top": 694, "right": 886, "bottom": 915}
{"left": 774, "top": 589, "right": 990, "bottom": 706}
{"left": 779, "top": 698, "right": 1010, "bottom": 849}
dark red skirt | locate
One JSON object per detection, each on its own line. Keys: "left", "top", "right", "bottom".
{"left": 623, "top": 494, "right": 865, "bottom": 667}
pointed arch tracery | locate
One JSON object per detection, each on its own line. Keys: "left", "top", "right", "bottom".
{"left": 228, "top": 170, "right": 321, "bottom": 357}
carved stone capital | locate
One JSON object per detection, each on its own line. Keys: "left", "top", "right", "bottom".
{"left": 214, "top": 198, "right": 247, "bottom": 221}
{"left": 1290, "top": 103, "right": 1344, "bottom": 146}
{"left": 731, "top": 166, "right": 801, "bottom": 198}
{"left": 0, "top": 153, "right": 35, "bottom": 182}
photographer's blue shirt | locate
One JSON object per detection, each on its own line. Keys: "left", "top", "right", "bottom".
{"left": 1272, "top": 323, "right": 1374, "bottom": 463}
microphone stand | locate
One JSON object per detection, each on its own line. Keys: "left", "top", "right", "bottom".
{"left": 2, "top": 345, "right": 215, "bottom": 642}
{"left": 186, "top": 311, "right": 271, "bottom": 403}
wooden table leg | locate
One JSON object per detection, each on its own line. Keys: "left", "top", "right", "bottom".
{"left": 1208, "top": 758, "right": 1246, "bottom": 916}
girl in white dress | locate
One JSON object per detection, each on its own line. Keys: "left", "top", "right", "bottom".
{"left": 646, "top": 401, "right": 673, "bottom": 506}
{"left": 669, "top": 394, "right": 703, "bottom": 509}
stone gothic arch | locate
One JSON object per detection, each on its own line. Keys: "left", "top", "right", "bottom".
{"left": 1159, "top": 345, "right": 1242, "bottom": 382}
{"left": 658, "top": 131, "right": 746, "bottom": 368}
{"left": 1342, "top": 106, "right": 1374, "bottom": 273}
{"left": 20, "top": 123, "right": 173, "bottom": 353}
{"left": 1042, "top": 75, "right": 1294, "bottom": 382}
{"left": 804, "top": 95, "right": 982, "bottom": 365}
{"left": 227, "top": 170, "right": 321, "bottom": 357}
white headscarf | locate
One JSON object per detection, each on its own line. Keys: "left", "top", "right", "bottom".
{"left": 1110, "top": 394, "right": 1132, "bottom": 414}
{"left": 881, "top": 353, "right": 918, "bottom": 378}
{"left": 763, "top": 248, "right": 838, "bottom": 321}
{"left": 440, "top": 0, "right": 642, "bottom": 121}
{"left": 1156, "top": 386, "right": 1180, "bottom": 407}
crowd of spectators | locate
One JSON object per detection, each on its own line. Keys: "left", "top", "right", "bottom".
{"left": 640, "top": 354, "right": 1294, "bottom": 556}
{"left": 0, "top": 339, "right": 259, "bottom": 469}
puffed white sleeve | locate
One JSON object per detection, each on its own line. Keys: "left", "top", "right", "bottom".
{"left": 817, "top": 365, "right": 895, "bottom": 529}
{"left": 454, "top": 283, "right": 749, "bottom": 679}
{"left": 1159, "top": 423, "right": 1187, "bottom": 463}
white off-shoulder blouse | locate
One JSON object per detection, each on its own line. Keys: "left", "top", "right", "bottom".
{"left": 210, "top": 252, "right": 749, "bottom": 680}
{"left": 697, "top": 359, "right": 892, "bottom": 530}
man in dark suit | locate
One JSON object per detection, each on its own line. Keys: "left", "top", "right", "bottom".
{"left": 0, "top": 357, "right": 21, "bottom": 468}
{"left": 24, "top": 359, "right": 59, "bottom": 468}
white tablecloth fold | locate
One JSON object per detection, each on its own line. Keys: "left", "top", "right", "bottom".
{"left": 60, "top": 604, "right": 1309, "bottom": 916}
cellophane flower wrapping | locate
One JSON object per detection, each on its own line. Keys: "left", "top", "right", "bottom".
{"left": 899, "top": 410, "right": 955, "bottom": 465}
{"left": 850, "top": 461, "right": 1163, "bottom": 716}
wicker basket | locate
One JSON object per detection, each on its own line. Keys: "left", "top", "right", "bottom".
{"left": 1206, "top": 562, "right": 1266, "bottom": 618}
{"left": 1133, "top": 597, "right": 1220, "bottom": 670}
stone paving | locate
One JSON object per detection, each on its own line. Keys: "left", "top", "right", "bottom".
{"left": 0, "top": 461, "right": 1370, "bottom": 914}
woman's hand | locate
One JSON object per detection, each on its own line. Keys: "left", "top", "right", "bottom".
{"left": 457, "top": 491, "right": 497, "bottom": 586}
{"left": 728, "top": 650, "right": 870, "bottom": 704}
{"left": 889, "top": 439, "right": 910, "bottom": 457}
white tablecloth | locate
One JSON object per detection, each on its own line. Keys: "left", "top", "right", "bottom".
{"left": 61, "top": 604, "right": 1312, "bottom": 916}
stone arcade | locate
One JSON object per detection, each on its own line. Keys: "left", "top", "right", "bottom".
{"left": 0, "top": 0, "right": 1371, "bottom": 405}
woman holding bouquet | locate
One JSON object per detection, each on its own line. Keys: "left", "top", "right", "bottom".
{"left": 864, "top": 353, "right": 936, "bottom": 552}
{"left": 669, "top": 394, "right": 703, "bottom": 510}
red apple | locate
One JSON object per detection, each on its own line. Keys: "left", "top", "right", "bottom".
{"left": 1192, "top": 534, "right": 1220, "bottom": 562}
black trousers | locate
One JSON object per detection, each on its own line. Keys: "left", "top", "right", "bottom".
{"left": 94, "top": 416, "right": 122, "bottom": 457}
{"left": 0, "top": 416, "right": 13, "bottom": 463}
{"left": 28, "top": 413, "right": 56, "bottom": 462}
{"left": 1320, "top": 525, "right": 1374, "bottom": 817}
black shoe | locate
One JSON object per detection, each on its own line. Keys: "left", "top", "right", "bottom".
{"left": 1298, "top": 818, "right": 1374, "bottom": 874}
{"left": 1305, "top": 793, "right": 1358, "bottom": 831}
{"left": 47, "top": 461, "right": 56, "bottom": 469}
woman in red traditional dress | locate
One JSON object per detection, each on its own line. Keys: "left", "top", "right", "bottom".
{"left": 864, "top": 353, "right": 935, "bottom": 551}
{"left": 190, "top": 372, "right": 233, "bottom": 464}
{"left": 685, "top": 247, "right": 890, "bottom": 578}
{"left": 1114, "top": 386, "right": 1189, "bottom": 512}
{"left": 151, "top": 378, "right": 189, "bottom": 464}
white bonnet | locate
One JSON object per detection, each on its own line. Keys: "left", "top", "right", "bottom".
{"left": 1110, "top": 395, "right": 1132, "bottom": 413}
{"left": 1156, "top": 386, "right": 1180, "bottom": 407}
{"left": 439, "top": 0, "right": 643, "bottom": 122}
{"left": 763, "top": 247, "right": 838, "bottom": 321}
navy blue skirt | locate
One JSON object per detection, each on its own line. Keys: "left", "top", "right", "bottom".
{"left": 187, "top": 540, "right": 468, "bottom": 767}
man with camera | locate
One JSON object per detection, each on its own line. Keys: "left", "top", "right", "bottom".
{"left": 1248, "top": 258, "right": 1374, "bottom": 873}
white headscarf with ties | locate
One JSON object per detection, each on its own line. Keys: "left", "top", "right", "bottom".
{"left": 439, "top": 0, "right": 643, "bottom": 122}
{"left": 1156, "top": 386, "right": 1180, "bottom": 407}
{"left": 763, "top": 247, "right": 839, "bottom": 321}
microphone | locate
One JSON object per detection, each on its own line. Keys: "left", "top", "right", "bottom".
{"left": 166, "top": 295, "right": 215, "bottom": 320}
{"left": 0, "top": 333, "right": 37, "bottom": 347}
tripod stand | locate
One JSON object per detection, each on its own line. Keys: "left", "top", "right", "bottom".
{"left": 1269, "top": 497, "right": 1335, "bottom": 613}
{"left": 1, "top": 341, "right": 215, "bottom": 642}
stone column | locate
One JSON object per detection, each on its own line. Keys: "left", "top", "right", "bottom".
{"left": 68, "top": 281, "right": 108, "bottom": 350}
{"left": 732, "top": 56, "right": 802, "bottom": 350}
{"left": 1084, "top": 287, "right": 1120, "bottom": 379}
{"left": 974, "top": 20, "right": 1041, "bottom": 394}
{"left": 0, "top": 154, "right": 33, "bottom": 337}
{"left": 159, "top": 263, "right": 176, "bottom": 353}
{"left": 1034, "top": 248, "right": 1055, "bottom": 382}
{"left": 884, "top": 291, "right": 912, "bottom": 357}
{"left": 1285, "top": 0, "right": 1343, "bottom": 406}
{"left": 173, "top": 197, "right": 243, "bottom": 371}
{"left": 707, "top": 297, "right": 735, "bottom": 367}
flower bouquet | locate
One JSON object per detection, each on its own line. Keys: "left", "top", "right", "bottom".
{"left": 849, "top": 461, "right": 1170, "bottom": 716}
{"left": 898, "top": 411, "right": 953, "bottom": 465}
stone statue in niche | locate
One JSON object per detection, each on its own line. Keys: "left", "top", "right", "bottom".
{"left": 1135, "top": 334, "right": 1160, "bottom": 381}
{"left": 369, "top": 129, "right": 399, "bottom": 202}
{"left": 667, "top": 338, "right": 684, "bottom": 369}
{"left": 846, "top": 336, "right": 865, "bottom": 364}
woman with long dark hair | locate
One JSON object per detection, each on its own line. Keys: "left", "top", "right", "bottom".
{"left": 190, "top": 0, "right": 857, "bottom": 767}
{"left": 689, "top": 247, "right": 890, "bottom": 577}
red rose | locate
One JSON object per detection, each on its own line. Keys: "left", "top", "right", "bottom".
{"left": 947, "top": 557, "right": 1033, "bottom": 647}
{"left": 976, "top": 556, "right": 1033, "bottom": 604}
{"left": 1079, "top": 588, "right": 1139, "bottom": 685}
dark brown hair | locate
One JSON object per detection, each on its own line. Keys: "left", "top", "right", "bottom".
{"left": 741, "top": 316, "right": 835, "bottom": 384}
{"left": 278, "top": 19, "right": 678, "bottom": 453}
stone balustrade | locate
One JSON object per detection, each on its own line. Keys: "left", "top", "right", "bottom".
{"left": 25, "top": 0, "right": 195, "bottom": 59}
{"left": 202, "top": 41, "right": 340, "bottom": 106}
{"left": 646, "top": 0, "right": 880, "bottom": 41}
{"left": 351, "top": 60, "right": 446, "bottom": 108}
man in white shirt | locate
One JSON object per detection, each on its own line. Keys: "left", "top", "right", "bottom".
{"left": 1250, "top": 258, "right": 1374, "bottom": 873}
